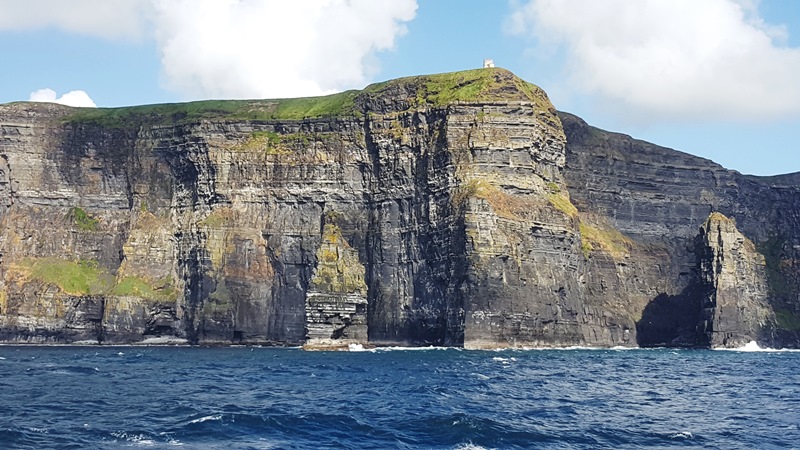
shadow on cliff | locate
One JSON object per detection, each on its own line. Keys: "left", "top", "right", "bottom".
{"left": 636, "top": 290, "right": 704, "bottom": 347}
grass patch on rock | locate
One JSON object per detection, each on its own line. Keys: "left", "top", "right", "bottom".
{"left": 68, "top": 207, "right": 99, "bottom": 232}
{"left": 16, "top": 258, "right": 112, "bottom": 296}
{"left": 10, "top": 257, "right": 178, "bottom": 300}
{"left": 579, "top": 221, "right": 632, "bottom": 259}
{"left": 547, "top": 192, "right": 578, "bottom": 218}
{"left": 198, "top": 207, "right": 237, "bottom": 228}
{"left": 111, "top": 275, "right": 178, "bottom": 301}
{"left": 457, "top": 178, "right": 540, "bottom": 221}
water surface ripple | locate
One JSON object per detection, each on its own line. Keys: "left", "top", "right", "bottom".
{"left": 0, "top": 347, "right": 797, "bottom": 449}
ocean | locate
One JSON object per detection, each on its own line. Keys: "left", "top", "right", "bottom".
{"left": 0, "top": 345, "right": 798, "bottom": 449}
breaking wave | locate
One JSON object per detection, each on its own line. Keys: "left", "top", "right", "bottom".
{"left": 715, "top": 340, "right": 800, "bottom": 352}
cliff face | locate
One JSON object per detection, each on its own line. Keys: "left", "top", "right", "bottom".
{"left": 0, "top": 68, "right": 797, "bottom": 348}
{"left": 560, "top": 112, "right": 800, "bottom": 347}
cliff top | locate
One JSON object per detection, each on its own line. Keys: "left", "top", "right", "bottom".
{"left": 1, "top": 68, "right": 554, "bottom": 129}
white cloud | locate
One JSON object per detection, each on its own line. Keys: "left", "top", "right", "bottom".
{"left": 151, "top": 0, "right": 418, "bottom": 99}
{"left": 2, "top": 0, "right": 417, "bottom": 101}
{"left": 508, "top": 0, "right": 800, "bottom": 123}
{"left": 29, "top": 88, "right": 97, "bottom": 107}
{"left": 0, "top": 0, "right": 150, "bottom": 39}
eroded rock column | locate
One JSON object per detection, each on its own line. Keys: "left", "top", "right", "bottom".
{"left": 697, "top": 212, "right": 775, "bottom": 347}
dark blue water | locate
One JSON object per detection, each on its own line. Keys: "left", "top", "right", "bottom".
{"left": 0, "top": 346, "right": 798, "bottom": 449}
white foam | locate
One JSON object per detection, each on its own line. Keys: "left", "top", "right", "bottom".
{"left": 188, "top": 414, "right": 222, "bottom": 424}
{"left": 453, "top": 443, "right": 491, "bottom": 450}
{"left": 714, "top": 340, "right": 800, "bottom": 352}
{"left": 670, "top": 431, "right": 694, "bottom": 439}
{"left": 492, "top": 356, "right": 516, "bottom": 364}
{"left": 348, "top": 343, "right": 369, "bottom": 352}
{"left": 374, "top": 346, "right": 452, "bottom": 352}
{"left": 138, "top": 337, "right": 189, "bottom": 345}
{"left": 110, "top": 431, "right": 156, "bottom": 446}
{"left": 489, "top": 345, "right": 639, "bottom": 352}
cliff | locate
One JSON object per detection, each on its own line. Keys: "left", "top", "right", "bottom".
{"left": 0, "top": 68, "right": 797, "bottom": 348}
{"left": 560, "top": 112, "right": 800, "bottom": 347}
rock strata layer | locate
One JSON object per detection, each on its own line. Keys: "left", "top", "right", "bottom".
{"left": 0, "top": 68, "right": 798, "bottom": 348}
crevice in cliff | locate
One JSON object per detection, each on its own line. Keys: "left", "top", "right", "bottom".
{"left": 362, "top": 108, "right": 466, "bottom": 346}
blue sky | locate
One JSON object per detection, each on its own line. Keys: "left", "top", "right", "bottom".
{"left": 1, "top": 0, "right": 798, "bottom": 176}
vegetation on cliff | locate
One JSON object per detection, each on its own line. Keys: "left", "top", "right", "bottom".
{"left": 68, "top": 207, "right": 99, "bottom": 232}
{"left": 310, "top": 222, "right": 367, "bottom": 295}
{"left": 111, "top": 276, "right": 178, "bottom": 301}
{"left": 362, "top": 68, "right": 554, "bottom": 110}
{"left": 8, "top": 258, "right": 176, "bottom": 300}
{"left": 14, "top": 258, "right": 112, "bottom": 296}
{"left": 57, "top": 68, "right": 552, "bottom": 128}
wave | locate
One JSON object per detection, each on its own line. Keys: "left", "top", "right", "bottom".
{"left": 187, "top": 414, "right": 222, "bottom": 424}
{"left": 491, "top": 356, "right": 516, "bottom": 364}
{"left": 670, "top": 431, "right": 694, "bottom": 439}
{"left": 25, "top": 365, "right": 101, "bottom": 375}
{"left": 346, "top": 344, "right": 456, "bottom": 352}
{"left": 714, "top": 341, "right": 800, "bottom": 352}
{"left": 487, "top": 345, "right": 641, "bottom": 352}
{"left": 453, "top": 443, "right": 492, "bottom": 450}
{"left": 138, "top": 337, "right": 189, "bottom": 345}
{"left": 374, "top": 345, "right": 454, "bottom": 352}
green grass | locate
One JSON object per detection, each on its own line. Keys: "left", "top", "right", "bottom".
{"left": 579, "top": 222, "right": 632, "bottom": 259}
{"left": 14, "top": 257, "right": 177, "bottom": 300}
{"left": 547, "top": 192, "right": 578, "bottom": 217}
{"left": 60, "top": 68, "right": 551, "bottom": 129}
{"left": 111, "top": 276, "right": 178, "bottom": 301}
{"left": 62, "top": 91, "right": 362, "bottom": 130}
{"left": 22, "top": 258, "right": 112, "bottom": 296}
{"left": 417, "top": 69, "right": 497, "bottom": 106}
{"left": 363, "top": 67, "right": 552, "bottom": 109}
{"left": 198, "top": 207, "right": 237, "bottom": 227}
{"left": 234, "top": 131, "right": 284, "bottom": 154}
{"left": 546, "top": 182, "right": 561, "bottom": 193}
{"left": 68, "top": 207, "right": 99, "bottom": 231}
{"left": 64, "top": 100, "right": 250, "bottom": 129}
{"left": 269, "top": 90, "right": 360, "bottom": 119}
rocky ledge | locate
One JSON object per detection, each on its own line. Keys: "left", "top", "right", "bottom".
{"left": 0, "top": 68, "right": 797, "bottom": 349}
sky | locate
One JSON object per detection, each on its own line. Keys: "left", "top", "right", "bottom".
{"left": 0, "top": 0, "right": 798, "bottom": 176}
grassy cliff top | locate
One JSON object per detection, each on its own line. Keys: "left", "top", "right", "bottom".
{"left": 3, "top": 68, "right": 553, "bottom": 129}
{"left": 359, "top": 67, "right": 553, "bottom": 109}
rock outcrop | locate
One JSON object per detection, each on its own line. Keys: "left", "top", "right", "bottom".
{"left": 0, "top": 68, "right": 798, "bottom": 348}
{"left": 697, "top": 213, "right": 775, "bottom": 347}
